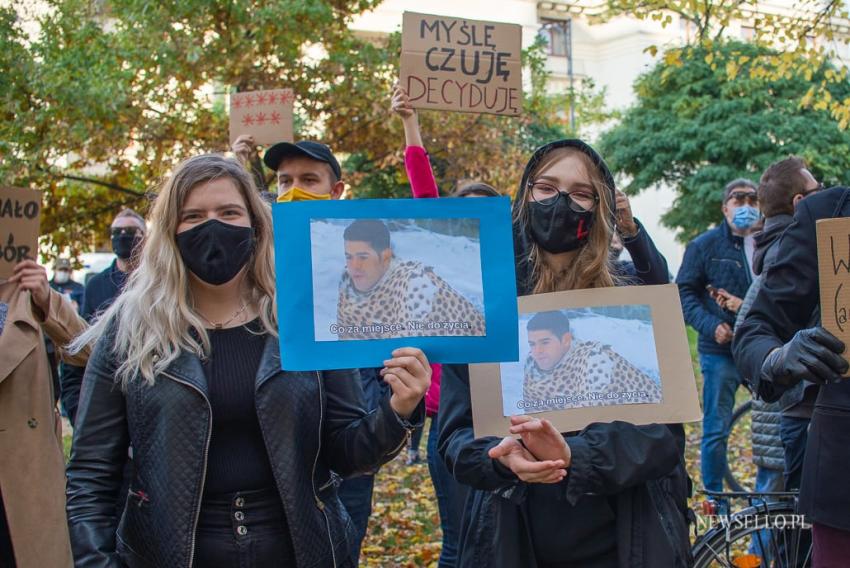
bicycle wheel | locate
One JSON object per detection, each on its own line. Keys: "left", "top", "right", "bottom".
{"left": 724, "top": 399, "right": 753, "bottom": 493}
{"left": 692, "top": 500, "right": 812, "bottom": 568}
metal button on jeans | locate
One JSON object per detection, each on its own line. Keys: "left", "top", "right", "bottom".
{"left": 234, "top": 511, "right": 245, "bottom": 521}
{"left": 236, "top": 525, "right": 248, "bottom": 536}
{"left": 234, "top": 497, "right": 245, "bottom": 508}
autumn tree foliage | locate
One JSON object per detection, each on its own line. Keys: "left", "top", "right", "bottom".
{"left": 600, "top": 40, "right": 850, "bottom": 242}
{"left": 1, "top": 1, "right": 613, "bottom": 257}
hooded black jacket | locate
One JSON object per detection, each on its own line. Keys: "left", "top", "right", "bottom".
{"left": 514, "top": 139, "right": 668, "bottom": 292}
{"left": 733, "top": 187, "right": 850, "bottom": 531}
{"left": 439, "top": 140, "right": 693, "bottom": 568}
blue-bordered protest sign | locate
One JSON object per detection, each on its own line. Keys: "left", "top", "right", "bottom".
{"left": 273, "top": 197, "right": 518, "bottom": 371}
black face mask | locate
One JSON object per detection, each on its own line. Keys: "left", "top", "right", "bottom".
{"left": 112, "top": 233, "right": 139, "bottom": 260}
{"left": 528, "top": 198, "right": 595, "bottom": 254}
{"left": 176, "top": 220, "right": 255, "bottom": 285}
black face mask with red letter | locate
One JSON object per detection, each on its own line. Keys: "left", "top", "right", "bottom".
{"left": 176, "top": 220, "right": 255, "bottom": 285}
{"left": 528, "top": 198, "right": 595, "bottom": 254}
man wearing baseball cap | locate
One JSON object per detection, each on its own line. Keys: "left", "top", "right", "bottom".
{"left": 232, "top": 135, "right": 379, "bottom": 562}
{"left": 231, "top": 135, "right": 344, "bottom": 201}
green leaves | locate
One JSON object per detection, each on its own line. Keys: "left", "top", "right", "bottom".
{"left": 601, "top": 40, "right": 850, "bottom": 242}
{"left": 1, "top": 0, "right": 382, "bottom": 257}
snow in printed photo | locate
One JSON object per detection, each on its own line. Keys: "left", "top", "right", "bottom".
{"left": 310, "top": 218, "right": 485, "bottom": 341}
{"left": 501, "top": 305, "right": 663, "bottom": 416}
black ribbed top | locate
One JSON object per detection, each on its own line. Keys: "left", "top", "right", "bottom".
{"left": 202, "top": 320, "right": 276, "bottom": 495}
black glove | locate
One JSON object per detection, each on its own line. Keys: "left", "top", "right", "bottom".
{"left": 760, "top": 327, "right": 849, "bottom": 387}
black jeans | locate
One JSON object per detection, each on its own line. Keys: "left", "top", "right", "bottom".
{"left": 337, "top": 474, "right": 375, "bottom": 563}
{"left": 0, "top": 490, "right": 15, "bottom": 568}
{"left": 194, "top": 487, "right": 295, "bottom": 568}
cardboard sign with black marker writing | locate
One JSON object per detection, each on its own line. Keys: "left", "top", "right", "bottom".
{"left": 817, "top": 217, "right": 850, "bottom": 371}
{"left": 229, "top": 88, "right": 294, "bottom": 145}
{"left": 400, "top": 12, "right": 522, "bottom": 116}
{"left": 0, "top": 187, "right": 42, "bottom": 279}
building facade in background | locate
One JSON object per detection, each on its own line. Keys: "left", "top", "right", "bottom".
{"left": 351, "top": 0, "right": 850, "bottom": 273}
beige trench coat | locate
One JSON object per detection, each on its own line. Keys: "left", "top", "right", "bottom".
{"left": 0, "top": 283, "right": 89, "bottom": 568}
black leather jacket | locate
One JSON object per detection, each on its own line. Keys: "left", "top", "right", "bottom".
{"left": 66, "top": 325, "right": 422, "bottom": 568}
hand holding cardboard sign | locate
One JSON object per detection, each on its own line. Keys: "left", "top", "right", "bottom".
{"left": 509, "top": 416, "right": 572, "bottom": 468}
{"left": 8, "top": 259, "right": 50, "bottom": 315}
{"left": 232, "top": 134, "right": 258, "bottom": 167}
{"left": 381, "top": 347, "right": 432, "bottom": 419}
{"left": 488, "top": 437, "right": 567, "bottom": 483}
{"left": 391, "top": 84, "right": 416, "bottom": 119}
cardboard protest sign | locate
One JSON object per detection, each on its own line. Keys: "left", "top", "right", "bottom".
{"left": 0, "top": 187, "right": 42, "bottom": 279}
{"left": 469, "top": 285, "right": 702, "bottom": 437}
{"left": 229, "top": 88, "right": 294, "bottom": 145}
{"left": 273, "top": 197, "right": 519, "bottom": 371}
{"left": 817, "top": 217, "right": 850, "bottom": 370}
{"left": 400, "top": 12, "right": 522, "bottom": 116}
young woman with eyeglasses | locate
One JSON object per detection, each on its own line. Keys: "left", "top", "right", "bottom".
{"left": 437, "top": 140, "right": 692, "bottom": 568}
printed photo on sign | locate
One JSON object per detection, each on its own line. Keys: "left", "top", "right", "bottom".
{"left": 501, "top": 306, "right": 662, "bottom": 416}
{"left": 468, "top": 285, "right": 702, "bottom": 438}
{"left": 310, "top": 217, "right": 486, "bottom": 341}
{"left": 273, "top": 197, "right": 518, "bottom": 371}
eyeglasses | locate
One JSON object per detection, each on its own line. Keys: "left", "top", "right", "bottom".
{"left": 110, "top": 227, "right": 141, "bottom": 238}
{"left": 528, "top": 181, "right": 599, "bottom": 212}
{"left": 727, "top": 191, "right": 758, "bottom": 205}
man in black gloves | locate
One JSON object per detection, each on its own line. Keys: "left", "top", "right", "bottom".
{"left": 734, "top": 187, "right": 850, "bottom": 564}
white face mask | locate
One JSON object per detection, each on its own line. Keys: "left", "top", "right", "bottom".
{"left": 53, "top": 270, "right": 70, "bottom": 284}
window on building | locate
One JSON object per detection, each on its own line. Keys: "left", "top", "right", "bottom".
{"left": 541, "top": 20, "right": 569, "bottom": 56}
{"left": 741, "top": 26, "right": 755, "bottom": 41}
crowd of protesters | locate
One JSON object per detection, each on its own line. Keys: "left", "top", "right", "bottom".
{"left": 0, "top": 84, "right": 847, "bottom": 568}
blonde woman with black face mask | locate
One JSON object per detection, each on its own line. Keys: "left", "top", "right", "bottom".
{"left": 438, "top": 140, "right": 691, "bottom": 568}
{"left": 66, "top": 154, "right": 430, "bottom": 568}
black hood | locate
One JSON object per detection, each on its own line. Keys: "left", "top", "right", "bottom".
{"left": 752, "top": 214, "right": 794, "bottom": 275}
{"left": 513, "top": 139, "right": 617, "bottom": 295}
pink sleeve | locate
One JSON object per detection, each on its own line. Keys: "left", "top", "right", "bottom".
{"left": 404, "top": 146, "right": 440, "bottom": 199}
{"left": 425, "top": 363, "right": 442, "bottom": 416}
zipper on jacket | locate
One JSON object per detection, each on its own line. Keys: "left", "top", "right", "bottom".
{"left": 313, "top": 371, "right": 338, "bottom": 568}
{"left": 161, "top": 371, "right": 212, "bottom": 568}
{"left": 739, "top": 245, "right": 753, "bottom": 285}
{"left": 389, "top": 425, "right": 413, "bottom": 457}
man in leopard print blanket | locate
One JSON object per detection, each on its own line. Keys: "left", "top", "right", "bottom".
{"left": 334, "top": 219, "right": 486, "bottom": 340}
{"left": 522, "top": 310, "right": 662, "bottom": 412}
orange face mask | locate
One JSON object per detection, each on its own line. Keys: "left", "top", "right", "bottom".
{"left": 277, "top": 187, "right": 331, "bottom": 202}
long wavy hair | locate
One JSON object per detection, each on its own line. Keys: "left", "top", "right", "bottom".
{"left": 70, "top": 154, "right": 277, "bottom": 386}
{"left": 514, "top": 146, "right": 616, "bottom": 294}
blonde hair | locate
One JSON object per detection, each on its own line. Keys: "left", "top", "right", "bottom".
{"left": 514, "top": 146, "right": 617, "bottom": 294}
{"left": 71, "top": 154, "right": 277, "bottom": 386}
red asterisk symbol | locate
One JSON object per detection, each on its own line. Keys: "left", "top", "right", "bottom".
{"left": 270, "top": 111, "right": 281, "bottom": 124}
{"left": 242, "top": 114, "right": 255, "bottom": 126}
{"left": 255, "top": 112, "right": 267, "bottom": 125}
{"left": 256, "top": 92, "right": 268, "bottom": 105}
{"left": 267, "top": 92, "right": 277, "bottom": 105}
{"left": 232, "top": 95, "right": 243, "bottom": 109}
{"left": 243, "top": 94, "right": 254, "bottom": 107}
